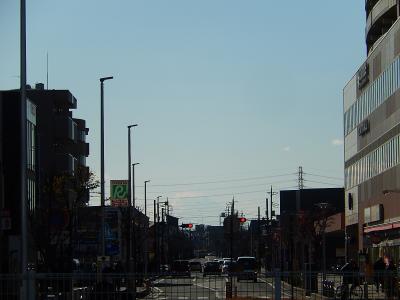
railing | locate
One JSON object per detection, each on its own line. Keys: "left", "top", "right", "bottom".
{"left": 0, "top": 270, "right": 398, "bottom": 299}
{"left": 366, "top": 0, "right": 397, "bottom": 36}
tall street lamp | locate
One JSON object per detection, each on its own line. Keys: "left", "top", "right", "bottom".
{"left": 127, "top": 124, "right": 137, "bottom": 271}
{"left": 144, "top": 180, "right": 150, "bottom": 275}
{"left": 132, "top": 163, "right": 140, "bottom": 275}
{"left": 100, "top": 76, "right": 113, "bottom": 257}
{"left": 20, "top": 0, "right": 28, "bottom": 298}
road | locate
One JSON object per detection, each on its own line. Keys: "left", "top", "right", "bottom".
{"left": 144, "top": 271, "right": 276, "bottom": 300}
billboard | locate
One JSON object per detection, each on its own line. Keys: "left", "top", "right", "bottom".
{"left": 110, "top": 180, "right": 128, "bottom": 207}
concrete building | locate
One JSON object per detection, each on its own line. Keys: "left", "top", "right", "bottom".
{"left": 0, "top": 85, "right": 90, "bottom": 272}
{"left": 344, "top": 1, "right": 400, "bottom": 265}
{"left": 279, "top": 188, "right": 345, "bottom": 271}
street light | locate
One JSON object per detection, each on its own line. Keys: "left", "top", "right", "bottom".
{"left": 100, "top": 75, "right": 113, "bottom": 257}
{"left": 144, "top": 180, "right": 150, "bottom": 275}
{"left": 126, "top": 124, "right": 137, "bottom": 273}
{"left": 132, "top": 163, "right": 140, "bottom": 273}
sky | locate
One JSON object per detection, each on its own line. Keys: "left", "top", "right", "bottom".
{"left": 0, "top": 0, "right": 366, "bottom": 225}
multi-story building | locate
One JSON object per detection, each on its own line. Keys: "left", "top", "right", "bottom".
{"left": 279, "top": 188, "right": 345, "bottom": 271}
{"left": 0, "top": 84, "right": 90, "bottom": 272}
{"left": 344, "top": 1, "right": 400, "bottom": 265}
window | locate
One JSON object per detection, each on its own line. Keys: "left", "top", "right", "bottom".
{"left": 344, "top": 56, "right": 400, "bottom": 136}
{"left": 345, "top": 134, "right": 400, "bottom": 188}
{"left": 348, "top": 193, "right": 354, "bottom": 210}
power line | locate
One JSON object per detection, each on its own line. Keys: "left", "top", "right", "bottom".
{"left": 138, "top": 172, "right": 296, "bottom": 188}
{"left": 304, "top": 172, "right": 343, "bottom": 181}
{"left": 146, "top": 179, "right": 296, "bottom": 194}
{"left": 303, "top": 179, "right": 343, "bottom": 187}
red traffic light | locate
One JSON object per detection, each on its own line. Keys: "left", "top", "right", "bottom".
{"left": 239, "top": 217, "right": 247, "bottom": 223}
{"left": 181, "top": 223, "right": 193, "bottom": 228}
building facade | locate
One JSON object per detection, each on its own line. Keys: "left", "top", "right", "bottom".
{"left": 344, "top": 2, "right": 400, "bottom": 265}
{"left": 279, "top": 188, "right": 345, "bottom": 271}
{"left": 0, "top": 85, "right": 90, "bottom": 272}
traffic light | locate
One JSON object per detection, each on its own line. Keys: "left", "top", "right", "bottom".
{"left": 239, "top": 217, "right": 247, "bottom": 223}
{"left": 181, "top": 223, "right": 193, "bottom": 228}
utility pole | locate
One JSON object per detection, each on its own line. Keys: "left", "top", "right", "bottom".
{"left": 257, "top": 206, "right": 261, "bottom": 268}
{"left": 298, "top": 166, "right": 304, "bottom": 190}
{"left": 267, "top": 186, "right": 278, "bottom": 220}
{"left": 230, "top": 197, "right": 234, "bottom": 262}
{"left": 156, "top": 196, "right": 162, "bottom": 271}
{"left": 161, "top": 208, "right": 165, "bottom": 266}
{"left": 153, "top": 200, "right": 157, "bottom": 272}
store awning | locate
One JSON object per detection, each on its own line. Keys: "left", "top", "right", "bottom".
{"left": 364, "top": 222, "right": 400, "bottom": 233}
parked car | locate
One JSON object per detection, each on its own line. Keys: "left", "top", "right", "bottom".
{"left": 236, "top": 256, "right": 257, "bottom": 282}
{"left": 171, "top": 260, "right": 191, "bottom": 277}
{"left": 190, "top": 261, "right": 202, "bottom": 272}
{"left": 203, "top": 261, "right": 221, "bottom": 277}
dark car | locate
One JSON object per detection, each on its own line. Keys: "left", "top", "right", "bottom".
{"left": 236, "top": 256, "right": 257, "bottom": 282}
{"left": 171, "top": 260, "right": 191, "bottom": 277}
{"left": 203, "top": 261, "right": 221, "bottom": 277}
{"left": 190, "top": 261, "right": 202, "bottom": 272}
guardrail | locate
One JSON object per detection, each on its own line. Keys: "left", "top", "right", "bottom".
{"left": 0, "top": 271, "right": 398, "bottom": 299}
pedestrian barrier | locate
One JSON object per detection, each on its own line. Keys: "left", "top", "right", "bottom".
{"left": 0, "top": 271, "right": 398, "bottom": 300}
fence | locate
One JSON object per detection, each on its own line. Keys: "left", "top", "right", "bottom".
{"left": 0, "top": 271, "right": 398, "bottom": 300}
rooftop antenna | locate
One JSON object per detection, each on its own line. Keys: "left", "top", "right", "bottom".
{"left": 46, "top": 52, "right": 49, "bottom": 89}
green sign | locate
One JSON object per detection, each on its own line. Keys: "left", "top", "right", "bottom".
{"left": 110, "top": 180, "right": 128, "bottom": 206}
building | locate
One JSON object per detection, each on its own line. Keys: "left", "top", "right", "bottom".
{"left": 205, "top": 225, "right": 224, "bottom": 257}
{"left": 343, "top": 2, "right": 400, "bottom": 266}
{"left": 0, "top": 85, "right": 90, "bottom": 272}
{"left": 74, "top": 206, "right": 149, "bottom": 272}
{"left": 279, "top": 188, "right": 345, "bottom": 271}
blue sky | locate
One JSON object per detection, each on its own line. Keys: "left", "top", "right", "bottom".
{"left": 0, "top": 0, "right": 365, "bottom": 224}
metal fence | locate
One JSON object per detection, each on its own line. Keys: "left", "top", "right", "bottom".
{"left": 0, "top": 271, "right": 398, "bottom": 300}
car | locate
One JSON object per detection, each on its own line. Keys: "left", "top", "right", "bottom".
{"left": 190, "top": 261, "right": 202, "bottom": 272}
{"left": 236, "top": 256, "right": 257, "bottom": 282}
{"left": 171, "top": 260, "right": 191, "bottom": 277}
{"left": 203, "top": 261, "right": 221, "bottom": 277}
{"left": 221, "top": 261, "right": 236, "bottom": 274}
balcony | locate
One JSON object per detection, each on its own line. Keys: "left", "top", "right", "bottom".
{"left": 366, "top": 0, "right": 397, "bottom": 52}
{"left": 54, "top": 116, "right": 77, "bottom": 142}
{"left": 55, "top": 153, "right": 76, "bottom": 176}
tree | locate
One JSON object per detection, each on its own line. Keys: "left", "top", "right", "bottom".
{"left": 30, "top": 166, "right": 99, "bottom": 271}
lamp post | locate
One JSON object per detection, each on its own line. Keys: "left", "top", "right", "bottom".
{"left": 144, "top": 180, "right": 150, "bottom": 275}
{"left": 127, "top": 124, "right": 137, "bottom": 271}
{"left": 132, "top": 163, "right": 139, "bottom": 273}
{"left": 100, "top": 76, "right": 113, "bottom": 257}
{"left": 20, "top": 0, "right": 28, "bottom": 298}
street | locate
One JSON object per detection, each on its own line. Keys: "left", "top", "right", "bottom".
{"left": 144, "top": 271, "right": 275, "bottom": 300}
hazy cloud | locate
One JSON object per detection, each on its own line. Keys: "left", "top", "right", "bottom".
{"left": 331, "top": 139, "right": 343, "bottom": 146}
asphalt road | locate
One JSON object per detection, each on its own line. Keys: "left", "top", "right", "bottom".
{"left": 144, "top": 271, "right": 276, "bottom": 300}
